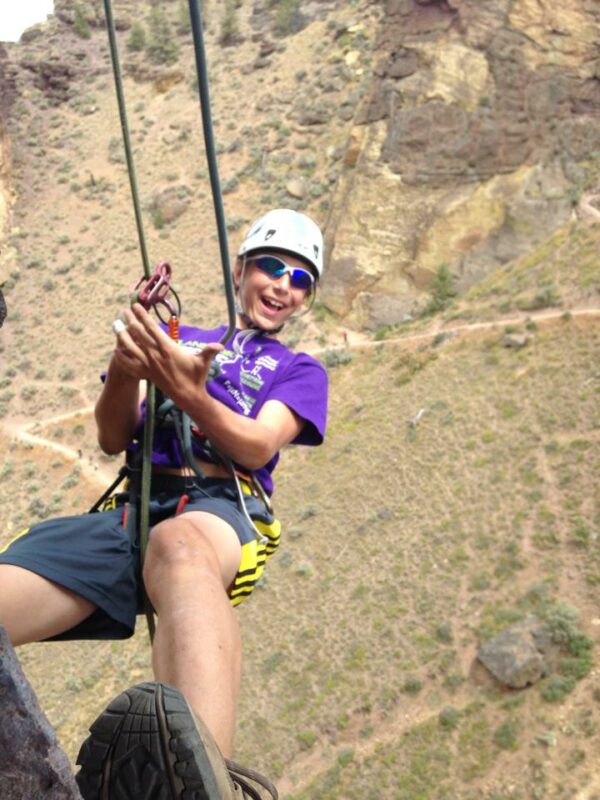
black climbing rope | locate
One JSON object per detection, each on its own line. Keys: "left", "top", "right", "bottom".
{"left": 187, "top": 0, "right": 237, "bottom": 343}
{"left": 101, "top": 0, "right": 238, "bottom": 643}
{"left": 102, "top": 0, "right": 151, "bottom": 280}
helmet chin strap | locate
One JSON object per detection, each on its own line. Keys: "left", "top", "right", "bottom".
{"left": 236, "top": 256, "right": 286, "bottom": 335}
{"left": 236, "top": 255, "right": 318, "bottom": 334}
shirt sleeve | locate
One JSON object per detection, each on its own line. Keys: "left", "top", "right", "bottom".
{"left": 265, "top": 352, "right": 329, "bottom": 446}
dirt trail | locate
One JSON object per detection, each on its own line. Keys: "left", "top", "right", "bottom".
{"left": 2, "top": 306, "right": 598, "bottom": 484}
{"left": 315, "top": 306, "right": 600, "bottom": 357}
{"left": 0, "top": 405, "right": 115, "bottom": 488}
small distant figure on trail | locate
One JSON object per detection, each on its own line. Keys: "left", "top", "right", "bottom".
{"left": 0, "top": 284, "right": 6, "bottom": 328}
{"left": 0, "top": 209, "right": 329, "bottom": 799}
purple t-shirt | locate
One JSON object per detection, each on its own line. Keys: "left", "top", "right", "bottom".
{"left": 136, "top": 324, "right": 328, "bottom": 495}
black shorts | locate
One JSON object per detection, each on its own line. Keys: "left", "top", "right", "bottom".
{"left": 0, "top": 474, "right": 280, "bottom": 640}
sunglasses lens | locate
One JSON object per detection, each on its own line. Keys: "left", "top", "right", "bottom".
{"left": 253, "top": 256, "right": 314, "bottom": 290}
{"left": 290, "top": 270, "right": 313, "bottom": 290}
{"left": 255, "top": 256, "right": 285, "bottom": 278}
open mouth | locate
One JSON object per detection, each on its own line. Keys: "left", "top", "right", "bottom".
{"left": 261, "top": 296, "right": 286, "bottom": 312}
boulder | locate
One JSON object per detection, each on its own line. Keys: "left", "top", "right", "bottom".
{"left": 477, "top": 616, "right": 558, "bottom": 689}
{"left": 286, "top": 177, "right": 308, "bottom": 199}
{"left": 151, "top": 184, "right": 193, "bottom": 225}
{"left": 0, "top": 625, "right": 82, "bottom": 798}
{"left": 501, "top": 332, "right": 529, "bottom": 349}
{"left": 20, "top": 57, "right": 75, "bottom": 105}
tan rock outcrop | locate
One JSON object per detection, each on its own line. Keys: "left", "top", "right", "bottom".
{"left": 0, "top": 45, "right": 15, "bottom": 290}
{"left": 324, "top": 0, "right": 600, "bottom": 328}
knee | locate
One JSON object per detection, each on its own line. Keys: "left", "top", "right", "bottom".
{"left": 144, "top": 518, "right": 220, "bottom": 585}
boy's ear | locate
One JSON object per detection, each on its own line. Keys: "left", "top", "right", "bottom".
{"left": 233, "top": 258, "right": 243, "bottom": 289}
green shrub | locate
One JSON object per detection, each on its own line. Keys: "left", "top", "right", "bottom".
{"left": 297, "top": 730, "right": 317, "bottom": 750}
{"left": 541, "top": 674, "right": 576, "bottom": 702}
{"left": 493, "top": 718, "right": 520, "bottom": 751}
{"left": 533, "top": 284, "right": 559, "bottom": 309}
{"left": 177, "top": 0, "right": 192, "bottom": 34}
{"left": 401, "top": 676, "right": 423, "bottom": 695}
{"left": 337, "top": 747, "right": 354, "bottom": 767}
{"left": 146, "top": 6, "right": 179, "bottom": 65}
{"left": 220, "top": 0, "right": 239, "bottom": 45}
{"left": 435, "top": 622, "right": 454, "bottom": 644}
{"left": 21, "top": 385, "right": 37, "bottom": 401}
{"left": 0, "top": 459, "right": 15, "bottom": 480}
{"left": 273, "top": 0, "right": 305, "bottom": 36}
{"left": 222, "top": 176, "right": 240, "bottom": 194}
{"left": 543, "top": 602, "right": 582, "bottom": 645}
{"left": 559, "top": 654, "right": 593, "bottom": 681}
{"left": 108, "top": 137, "right": 125, "bottom": 164}
{"left": 73, "top": 4, "right": 92, "bottom": 39}
{"left": 322, "top": 348, "right": 352, "bottom": 369}
{"left": 153, "top": 209, "right": 166, "bottom": 230}
{"left": 425, "top": 264, "right": 457, "bottom": 314}
{"left": 127, "top": 22, "right": 146, "bottom": 52}
{"left": 439, "top": 706, "right": 461, "bottom": 730}
{"left": 443, "top": 672, "right": 465, "bottom": 692}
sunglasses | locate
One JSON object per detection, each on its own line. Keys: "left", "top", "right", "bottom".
{"left": 248, "top": 255, "right": 315, "bottom": 291}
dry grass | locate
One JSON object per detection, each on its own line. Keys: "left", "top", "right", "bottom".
{"left": 4, "top": 321, "right": 598, "bottom": 799}
{"left": 234, "top": 320, "right": 600, "bottom": 798}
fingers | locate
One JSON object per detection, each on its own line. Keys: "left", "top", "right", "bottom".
{"left": 110, "top": 302, "right": 224, "bottom": 391}
{"left": 138, "top": 304, "right": 178, "bottom": 351}
{"left": 115, "top": 305, "right": 167, "bottom": 360}
{"left": 198, "top": 341, "right": 224, "bottom": 359}
{"left": 111, "top": 318, "right": 126, "bottom": 335}
{"left": 110, "top": 308, "right": 152, "bottom": 379}
{"left": 112, "top": 331, "right": 150, "bottom": 376}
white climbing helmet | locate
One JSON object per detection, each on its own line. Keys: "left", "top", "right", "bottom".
{"left": 238, "top": 208, "right": 324, "bottom": 280}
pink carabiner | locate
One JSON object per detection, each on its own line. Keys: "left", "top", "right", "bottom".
{"left": 131, "top": 261, "right": 177, "bottom": 317}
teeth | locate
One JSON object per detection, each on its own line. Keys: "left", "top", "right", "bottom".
{"left": 264, "top": 298, "right": 284, "bottom": 310}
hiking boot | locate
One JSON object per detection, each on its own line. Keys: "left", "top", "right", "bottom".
{"left": 76, "top": 681, "right": 277, "bottom": 799}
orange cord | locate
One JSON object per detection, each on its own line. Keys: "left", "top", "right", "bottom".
{"left": 168, "top": 315, "right": 180, "bottom": 341}
{"left": 176, "top": 494, "right": 190, "bottom": 515}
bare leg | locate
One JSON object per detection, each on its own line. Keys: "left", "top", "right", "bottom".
{"left": 143, "top": 511, "right": 242, "bottom": 758}
{"left": 0, "top": 564, "right": 96, "bottom": 645}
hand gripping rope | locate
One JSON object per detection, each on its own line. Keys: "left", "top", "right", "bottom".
{"left": 102, "top": 0, "right": 238, "bottom": 642}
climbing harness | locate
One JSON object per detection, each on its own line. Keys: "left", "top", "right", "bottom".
{"left": 99, "top": 0, "right": 275, "bottom": 641}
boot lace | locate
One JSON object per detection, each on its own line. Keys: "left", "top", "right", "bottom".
{"left": 226, "top": 759, "right": 279, "bottom": 800}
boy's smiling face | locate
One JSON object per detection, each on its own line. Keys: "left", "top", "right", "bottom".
{"left": 235, "top": 251, "right": 314, "bottom": 331}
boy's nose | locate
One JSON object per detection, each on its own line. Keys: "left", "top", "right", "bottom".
{"left": 274, "top": 272, "right": 291, "bottom": 290}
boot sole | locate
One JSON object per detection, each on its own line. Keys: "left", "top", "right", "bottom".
{"left": 76, "top": 682, "right": 223, "bottom": 800}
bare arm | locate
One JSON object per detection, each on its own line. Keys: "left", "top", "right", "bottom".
{"left": 180, "top": 395, "right": 304, "bottom": 470}
{"left": 94, "top": 345, "right": 143, "bottom": 456}
{"left": 113, "top": 304, "right": 304, "bottom": 469}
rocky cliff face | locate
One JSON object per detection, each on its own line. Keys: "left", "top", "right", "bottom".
{"left": 323, "top": 0, "right": 600, "bottom": 328}
{"left": 0, "top": 43, "right": 16, "bottom": 292}
{"left": 0, "top": 0, "right": 597, "bottom": 334}
{"left": 0, "top": 44, "right": 13, "bottom": 288}
{"left": 0, "top": 627, "right": 81, "bottom": 798}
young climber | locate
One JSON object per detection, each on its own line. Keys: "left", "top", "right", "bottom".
{"left": 0, "top": 208, "right": 328, "bottom": 799}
